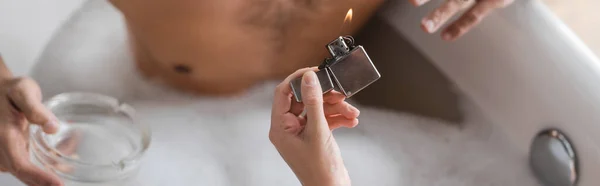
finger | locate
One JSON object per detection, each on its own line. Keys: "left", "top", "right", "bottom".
{"left": 7, "top": 78, "right": 59, "bottom": 134}
{"left": 408, "top": 0, "right": 431, "bottom": 6}
{"left": 272, "top": 67, "right": 317, "bottom": 116}
{"left": 282, "top": 113, "right": 305, "bottom": 135}
{"left": 6, "top": 138, "right": 63, "bottom": 186}
{"left": 441, "top": 1, "right": 503, "bottom": 41}
{"left": 300, "top": 71, "right": 329, "bottom": 136}
{"left": 12, "top": 162, "right": 62, "bottom": 186}
{"left": 291, "top": 91, "right": 346, "bottom": 116}
{"left": 324, "top": 102, "right": 360, "bottom": 119}
{"left": 421, "top": 0, "right": 470, "bottom": 34}
{"left": 53, "top": 131, "right": 81, "bottom": 174}
{"left": 269, "top": 113, "right": 303, "bottom": 146}
{"left": 323, "top": 91, "right": 346, "bottom": 104}
{"left": 53, "top": 163, "right": 74, "bottom": 174}
{"left": 22, "top": 180, "right": 38, "bottom": 186}
{"left": 327, "top": 115, "right": 359, "bottom": 130}
{"left": 54, "top": 130, "right": 81, "bottom": 158}
{"left": 292, "top": 91, "right": 349, "bottom": 116}
{"left": 290, "top": 101, "right": 304, "bottom": 116}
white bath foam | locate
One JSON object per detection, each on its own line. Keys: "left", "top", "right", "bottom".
{"left": 104, "top": 86, "right": 537, "bottom": 186}
{"left": 21, "top": 0, "right": 541, "bottom": 185}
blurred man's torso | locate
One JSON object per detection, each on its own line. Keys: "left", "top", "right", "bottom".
{"left": 110, "top": 0, "right": 383, "bottom": 95}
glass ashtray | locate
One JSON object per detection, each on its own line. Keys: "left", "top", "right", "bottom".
{"left": 30, "top": 92, "right": 151, "bottom": 183}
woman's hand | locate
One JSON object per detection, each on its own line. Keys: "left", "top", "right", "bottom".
{"left": 411, "top": 0, "right": 514, "bottom": 41}
{"left": 270, "top": 68, "right": 359, "bottom": 186}
{"left": 0, "top": 73, "right": 62, "bottom": 186}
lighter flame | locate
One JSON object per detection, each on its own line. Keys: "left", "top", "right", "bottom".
{"left": 339, "top": 9, "right": 354, "bottom": 35}
{"left": 344, "top": 9, "right": 353, "bottom": 24}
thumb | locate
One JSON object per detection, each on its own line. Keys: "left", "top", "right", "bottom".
{"left": 300, "top": 71, "right": 329, "bottom": 136}
{"left": 7, "top": 78, "right": 59, "bottom": 134}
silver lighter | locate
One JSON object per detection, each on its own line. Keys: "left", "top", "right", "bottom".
{"left": 290, "top": 36, "right": 381, "bottom": 102}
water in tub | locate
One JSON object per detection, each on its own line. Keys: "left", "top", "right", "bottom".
{"left": 2, "top": 0, "right": 539, "bottom": 185}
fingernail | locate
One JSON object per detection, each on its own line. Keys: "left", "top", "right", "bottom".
{"left": 351, "top": 118, "right": 359, "bottom": 127}
{"left": 302, "top": 71, "right": 317, "bottom": 86}
{"left": 442, "top": 33, "right": 453, "bottom": 41}
{"left": 422, "top": 20, "right": 436, "bottom": 33}
{"left": 348, "top": 105, "right": 359, "bottom": 115}
{"left": 413, "top": 0, "right": 427, "bottom": 6}
{"left": 45, "top": 119, "right": 59, "bottom": 130}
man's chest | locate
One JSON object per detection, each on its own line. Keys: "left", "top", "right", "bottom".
{"left": 113, "top": 0, "right": 384, "bottom": 95}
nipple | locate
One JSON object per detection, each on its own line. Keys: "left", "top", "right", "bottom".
{"left": 173, "top": 64, "right": 192, "bottom": 74}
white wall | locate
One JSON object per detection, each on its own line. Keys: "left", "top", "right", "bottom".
{"left": 0, "top": 0, "right": 85, "bottom": 76}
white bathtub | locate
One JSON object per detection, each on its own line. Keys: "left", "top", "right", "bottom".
{"left": 0, "top": 0, "right": 597, "bottom": 185}
{"left": 379, "top": 0, "right": 600, "bottom": 185}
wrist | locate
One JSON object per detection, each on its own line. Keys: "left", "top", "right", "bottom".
{"left": 302, "top": 176, "right": 351, "bottom": 186}
{"left": 300, "top": 166, "right": 351, "bottom": 186}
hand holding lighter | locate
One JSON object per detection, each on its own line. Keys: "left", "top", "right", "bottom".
{"left": 290, "top": 36, "right": 381, "bottom": 102}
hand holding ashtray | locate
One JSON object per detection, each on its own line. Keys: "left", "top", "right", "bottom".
{"left": 30, "top": 92, "right": 151, "bottom": 184}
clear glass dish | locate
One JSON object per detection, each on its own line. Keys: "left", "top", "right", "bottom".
{"left": 29, "top": 92, "right": 151, "bottom": 185}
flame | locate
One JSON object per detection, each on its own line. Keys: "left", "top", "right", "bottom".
{"left": 344, "top": 9, "right": 353, "bottom": 24}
